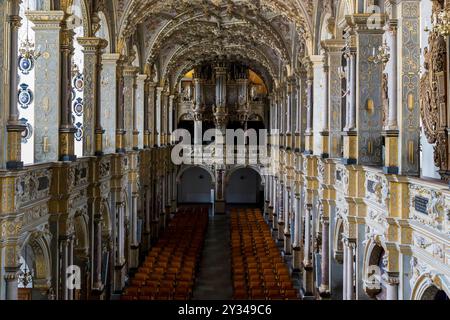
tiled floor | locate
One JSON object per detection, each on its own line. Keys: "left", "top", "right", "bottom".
{"left": 192, "top": 214, "right": 233, "bottom": 300}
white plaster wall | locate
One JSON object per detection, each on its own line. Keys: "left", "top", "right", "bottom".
{"left": 178, "top": 167, "right": 212, "bottom": 203}
{"left": 226, "top": 169, "right": 261, "bottom": 203}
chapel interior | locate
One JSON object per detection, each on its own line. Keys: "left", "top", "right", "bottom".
{"left": 0, "top": 0, "right": 450, "bottom": 301}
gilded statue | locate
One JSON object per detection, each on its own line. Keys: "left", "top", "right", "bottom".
{"left": 420, "top": 3, "right": 448, "bottom": 178}
{"left": 381, "top": 73, "right": 389, "bottom": 127}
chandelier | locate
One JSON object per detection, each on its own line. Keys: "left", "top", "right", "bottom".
{"left": 368, "top": 40, "right": 390, "bottom": 65}
{"left": 18, "top": 1, "right": 41, "bottom": 61}
{"left": 18, "top": 247, "right": 34, "bottom": 288}
{"left": 18, "top": 264, "right": 33, "bottom": 287}
{"left": 433, "top": 6, "right": 450, "bottom": 36}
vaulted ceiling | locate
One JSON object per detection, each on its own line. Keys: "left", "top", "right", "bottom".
{"left": 115, "top": 0, "right": 315, "bottom": 90}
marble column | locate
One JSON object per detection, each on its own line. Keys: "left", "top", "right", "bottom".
{"left": 304, "top": 62, "right": 314, "bottom": 155}
{"left": 130, "top": 194, "right": 139, "bottom": 268}
{"left": 302, "top": 204, "right": 314, "bottom": 297}
{"left": 322, "top": 40, "right": 345, "bottom": 158}
{"left": 27, "top": 11, "right": 65, "bottom": 163}
{"left": 319, "top": 216, "right": 330, "bottom": 297}
{"left": 346, "top": 240, "right": 356, "bottom": 300}
{"left": 78, "top": 37, "right": 108, "bottom": 156}
{"left": 115, "top": 58, "right": 126, "bottom": 153}
{"left": 342, "top": 239, "right": 348, "bottom": 300}
{"left": 267, "top": 176, "right": 273, "bottom": 224}
{"left": 123, "top": 66, "right": 138, "bottom": 151}
{"left": 93, "top": 215, "right": 103, "bottom": 290}
{"left": 156, "top": 87, "right": 163, "bottom": 147}
{"left": 320, "top": 55, "right": 330, "bottom": 158}
{"left": 6, "top": 1, "right": 26, "bottom": 169}
{"left": 67, "top": 236, "right": 74, "bottom": 300}
{"left": 135, "top": 74, "right": 147, "bottom": 150}
{"left": 384, "top": 272, "right": 399, "bottom": 300}
{"left": 342, "top": 30, "right": 357, "bottom": 164}
{"left": 277, "top": 181, "right": 285, "bottom": 242}
{"left": 59, "top": 19, "right": 77, "bottom": 161}
{"left": 60, "top": 237, "right": 69, "bottom": 300}
{"left": 4, "top": 268, "right": 19, "bottom": 300}
{"left": 272, "top": 178, "right": 278, "bottom": 232}
{"left": 168, "top": 94, "right": 174, "bottom": 144}
{"left": 147, "top": 83, "right": 157, "bottom": 147}
{"left": 396, "top": 1, "right": 420, "bottom": 176}
{"left": 345, "top": 15, "right": 385, "bottom": 166}
{"left": 292, "top": 188, "right": 302, "bottom": 271}
{"left": 101, "top": 53, "right": 120, "bottom": 154}
{"left": 284, "top": 186, "right": 292, "bottom": 255}
{"left": 296, "top": 70, "right": 307, "bottom": 153}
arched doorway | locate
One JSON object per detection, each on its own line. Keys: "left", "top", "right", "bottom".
{"left": 177, "top": 166, "right": 214, "bottom": 204}
{"left": 225, "top": 167, "right": 262, "bottom": 205}
{"left": 18, "top": 231, "right": 52, "bottom": 300}
{"left": 421, "top": 285, "right": 450, "bottom": 300}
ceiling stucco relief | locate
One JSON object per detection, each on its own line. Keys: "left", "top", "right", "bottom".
{"left": 116, "top": 0, "right": 313, "bottom": 90}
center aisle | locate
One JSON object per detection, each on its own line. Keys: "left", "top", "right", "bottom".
{"left": 192, "top": 214, "right": 233, "bottom": 300}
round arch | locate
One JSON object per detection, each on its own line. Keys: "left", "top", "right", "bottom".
{"left": 177, "top": 165, "right": 215, "bottom": 204}
{"left": 362, "top": 236, "right": 387, "bottom": 299}
{"left": 20, "top": 230, "right": 52, "bottom": 292}
{"left": 333, "top": 217, "right": 344, "bottom": 263}
{"left": 411, "top": 272, "right": 450, "bottom": 300}
{"left": 225, "top": 166, "right": 264, "bottom": 205}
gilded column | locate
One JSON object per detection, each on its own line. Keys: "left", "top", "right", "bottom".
{"left": 27, "top": 11, "right": 65, "bottom": 163}
{"left": 322, "top": 40, "right": 345, "bottom": 158}
{"left": 396, "top": 1, "right": 420, "bottom": 176}
{"left": 345, "top": 14, "right": 385, "bottom": 166}
{"left": 115, "top": 57, "right": 126, "bottom": 153}
{"left": 59, "top": 17, "right": 76, "bottom": 161}
{"left": 321, "top": 55, "right": 330, "bottom": 158}
{"left": 77, "top": 37, "right": 108, "bottom": 156}
{"left": 6, "top": 1, "right": 26, "bottom": 169}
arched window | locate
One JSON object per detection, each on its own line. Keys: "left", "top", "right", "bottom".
{"left": 17, "top": 0, "right": 38, "bottom": 165}
{"left": 71, "top": 0, "right": 85, "bottom": 158}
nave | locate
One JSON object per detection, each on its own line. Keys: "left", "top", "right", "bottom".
{"left": 121, "top": 207, "right": 299, "bottom": 301}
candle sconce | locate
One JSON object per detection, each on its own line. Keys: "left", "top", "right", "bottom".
{"left": 368, "top": 40, "right": 390, "bottom": 65}
{"left": 43, "top": 136, "right": 50, "bottom": 154}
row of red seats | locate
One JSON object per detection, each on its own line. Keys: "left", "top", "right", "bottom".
{"left": 121, "top": 207, "right": 208, "bottom": 300}
{"left": 231, "top": 208, "right": 299, "bottom": 300}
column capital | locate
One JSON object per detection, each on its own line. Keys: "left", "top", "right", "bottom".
{"left": 321, "top": 39, "right": 346, "bottom": 53}
{"left": 123, "top": 66, "right": 139, "bottom": 78}
{"left": 77, "top": 37, "right": 108, "bottom": 53}
{"left": 102, "top": 53, "right": 121, "bottom": 64}
{"left": 137, "top": 74, "right": 148, "bottom": 82}
{"left": 26, "top": 10, "right": 65, "bottom": 28}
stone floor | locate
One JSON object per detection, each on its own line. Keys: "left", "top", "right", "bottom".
{"left": 192, "top": 213, "right": 233, "bottom": 300}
